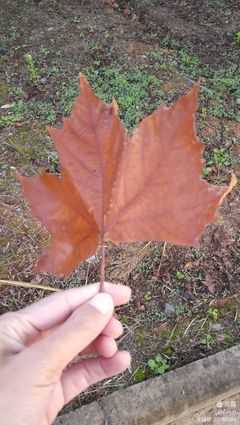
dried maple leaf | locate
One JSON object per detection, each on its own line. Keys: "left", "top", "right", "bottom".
{"left": 18, "top": 75, "right": 236, "bottom": 286}
{"left": 202, "top": 277, "right": 216, "bottom": 295}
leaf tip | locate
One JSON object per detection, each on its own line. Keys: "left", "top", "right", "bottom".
{"left": 79, "top": 72, "right": 89, "bottom": 90}
{"left": 112, "top": 97, "right": 119, "bottom": 114}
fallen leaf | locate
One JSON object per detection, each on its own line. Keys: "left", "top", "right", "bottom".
{"left": 202, "top": 276, "right": 216, "bottom": 294}
{"left": 18, "top": 75, "right": 236, "bottom": 276}
{"left": 184, "top": 282, "right": 192, "bottom": 291}
{"left": 184, "top": 261, "right": 194, "bottom": 270}
{"left": 212, "top": 294, "right": 239, "bottom": 308}
{"left": 135, "top": 297, "right": 144, "bottom": 311}
{"left": 104, "top": 0, "right": 118, "bottom": 8}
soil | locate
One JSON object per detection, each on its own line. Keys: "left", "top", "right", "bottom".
{"left": 129, "top": 0, "right": 240, "bottom": 66}
{"left": 0, "top": 0, "right": 239, "bottom": 415}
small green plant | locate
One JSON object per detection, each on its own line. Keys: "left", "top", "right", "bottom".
{"left": 121, "top": 315, "right": 129, "bottom": 324}
{"left": 144, "top": 290, "right": 152, "bottom": 301}
{"left": 133, "top": 366, "right": 146, "bottom": 383}
{"left": 148, "top": 356, "right": 169, "bottom": 375}
{"left": 72, "top": 16, "right": 81, "bottom": 24}
{"left": 200, "top": 334, "right": 215, "bottom": 348}
{"left": 211, "top": 148, "right": 231, "bottom": 167}
{"left": 207, "top": 307, "right": 219, "bottom": 322}
{"left": 200, "top": 106, "right": 207, "bottom": 118}
{"left": 236, "top": 32, "right": 240, "bottom": 44}
{"left": 25, "top": 54, "right": 40, "bottom": 81}
{"left": 88, "top": 25, "right": 95, "bottom": 34}
{"left": 202, "top": 166, "right": 212, "bottom": 177}
{"left": 175, "top": 303, "right": 186, "bottom": 316}
{"left": 38, "top": 47, "right": 49, "bottom": 60}
{"left": 176, "top": 271, "right": 185, "bottom": 280}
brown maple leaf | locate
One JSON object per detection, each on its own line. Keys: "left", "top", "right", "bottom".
{"left": 202, "top": 276, "right": 216, "bottom": 295}
{"left": 18, "top": 75, "right": 236, "bottom": 284}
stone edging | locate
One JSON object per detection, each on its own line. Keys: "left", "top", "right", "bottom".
{"left": 55, "top": 344, "right": 240, "bottom": 425}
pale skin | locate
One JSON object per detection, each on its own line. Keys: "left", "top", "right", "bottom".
{"left": 0, "top": 282, "right": 131, "bottom": 425}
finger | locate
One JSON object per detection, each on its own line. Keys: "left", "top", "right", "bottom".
{"left": 25, "top": 315, "right": 123, "bottom": 348}
{"left": 25, "top": 293, "right": 116, "bottom": 374}
{"left": 103, "top": 316, "right": 123, "bottom": 338}
{"left": 61, "top": 351, "right": 131, "bottom": 403}
{"left": 18, "top": 282, "right": 131, "bottom": 331}
{"left": 81, "top": 335, "right": 117, "bottom": 358}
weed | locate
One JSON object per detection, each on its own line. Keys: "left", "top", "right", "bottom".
{"left": 9, "top": 26, "right": 20, "bottom": 43}
{"left": 87, "top": 25, "right": 95, "bottom": 34}
{"left": 200, "top": 106, "right": 207, "bottom": 118}
{"left": 72, "top": 16, "right": 81, "bottom": 24}
{"left": 133, "top": 366, "right": 146, "bottom": 383}
{"left": 11, "top": 86, "right": 27, "bottom": 100}
{"left": 211, "top": 148, "right": 231, "bottom": 167}
{"left": 0, "top": 79, "right": 9, "bottom": 104}
{"left": 0, "top": 114, "right": 23, "bottom": 127}
{"left": 121, "top": 315, "right": 129, "bottom": 324}
{"left": 4, "top": 98, "right": 56, "bottom": 126}
{"left": 38, "top": 47, "right": 49, "bottom": 61}
{"left": 236, "top": 32, "right": 240, "bottom": 44}
{"left": 47, "top": 151, "right": 59, "bottom": 173}
{"left": 200, "top": 334, "right": 216, "bottom": 348}
{"left": 175, "top": 303, "right": 186, "bottom": 316}
{"left": 147, "top": 309, "right": 166, "bottom": 322}
{"left": 25, "top": 54, "right": 40, "bottom": 81}
{"left": 176, "top": 271, "right": 185, "bottom": 280}
{"left": 202, "top": 166, "right": 212, "bottom": 177}
{"left": 223, "top": 334, "right": 235, "bottom": 346}
{"left": 83, "top": 66, "right": 163, "bottom": 131}
{"left": 144, "top": 290, "right": 152, "bottom": 301}
{"left": 148, "top": 356, "right": 169, "bottom": 375}
{"left": 134, "top": 328, "right": 151, "bottom": 347}
{"left": 178, "top": 49, "right": 200, "bottom": 77}
{"left": 207, "top": 308, "right": 219, "bottom": 322}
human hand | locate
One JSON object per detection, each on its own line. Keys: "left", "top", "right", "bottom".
{"left": 0, "top": 282, "right": 131, "bottom": 425}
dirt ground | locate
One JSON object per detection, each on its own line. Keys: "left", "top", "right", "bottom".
{"left": 0, "top": 0, "right": 239, "bottom": 414}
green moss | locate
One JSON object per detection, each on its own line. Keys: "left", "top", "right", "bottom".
{"left": 134, "top": 328, "right": 152, "bottom": 347}
{"left": 133, "top": 366, "right": 146, "bottom": 383}
{"left": 223, "top": 334, "right": 235, "bottom": 346}
{"left": 0, "top": 79, "right": 9, "bottom": 105}
{"left": 160, "top": 323, "right": 185, "bottom": 347}
{"left": 218, "top": 300, "right": 237, "bottom": 319}
{"left": 3, "top": 125, "right": 51, "bottom": 171}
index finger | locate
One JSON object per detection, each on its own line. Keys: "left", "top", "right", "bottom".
{"left": 18, "top": 282, "right": 131, "bottom": 331}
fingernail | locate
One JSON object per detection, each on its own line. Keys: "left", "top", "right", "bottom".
{"left": 88, "top": 293, "right": 114, "bottom": 314}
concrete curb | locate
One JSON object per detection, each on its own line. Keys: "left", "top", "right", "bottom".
{"left": 55, "top": 344, "right": 240, "bottom": 425}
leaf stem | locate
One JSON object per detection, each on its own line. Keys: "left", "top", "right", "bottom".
{"left": 100, "top": 243, "right": 105, "bottom": 292}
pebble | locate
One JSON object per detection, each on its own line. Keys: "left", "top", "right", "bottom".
{"left": 40, "top": 77, "right": 48, "bottom": 85}
{"left": 181, "top": 290, "right": 195, "bottom": 301}
{"left": 0, "top": 47, "right": 7, "bottom": 55}
{"left": 164, "top": 303, "right": 174, "bottom": 316}
{"left": 210, "top": 323, "right": 222, "bottom": 331}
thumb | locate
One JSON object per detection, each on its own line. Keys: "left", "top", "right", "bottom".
{"left": 26, "top": 293, "right": 114, "bottom": 376}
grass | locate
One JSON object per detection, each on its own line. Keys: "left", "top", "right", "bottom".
{"left": 1, "top": 39, "right": 239, "bottom": 130}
